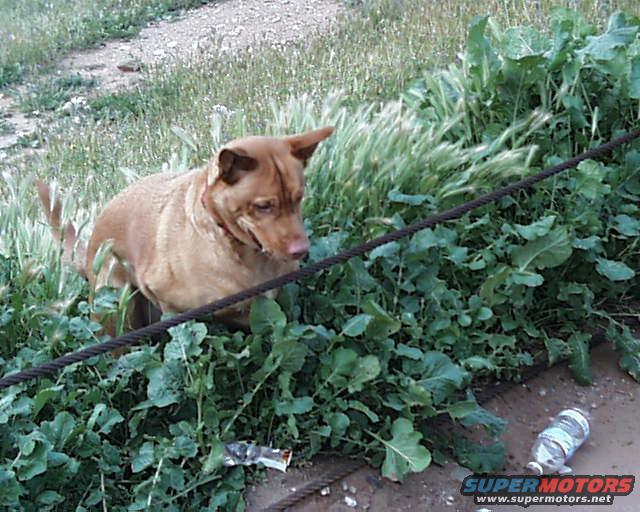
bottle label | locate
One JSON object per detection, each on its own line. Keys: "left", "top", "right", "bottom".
{"left": 539, "top": 427, "right": 579, "bottom": 459}
{"left": 561, "top": 408, "right": 590, "bottom": 438}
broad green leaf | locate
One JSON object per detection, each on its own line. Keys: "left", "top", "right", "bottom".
{"left": 272, "top": 339, "right": 308, "bottom": 373}
{"left": 579, "top": 17, "right": 638, "bottom": 62}
{"left": 274, "top": 396, "right": 314, "bottom": 416}
{"left": 348, "top": 355, "right": 381, "bottom": 392}
{"left": 512, "top": 227, "right": 572, "bottom": 271}
{"left": 619, "top": 353, "right": 640, "bottom": 382}
{"left": 322, "top": 348, "right": 358, "bottom": 388}
{"left": 87, "top": 405, "right": 124, "bottom": 436}
{"left": 408, "top": 351, "right": 468, "bottom": 404}
{"left": 568, "top": 333, "right": 593, "bottom": 385}
{"left": 170, "top": 436, "right": 197, "bottom": 459}
{"left": 41, "top": 412, "right": 76, "bottom": 448}
{"left": 144, "top": 361, "right": 185, "bottom": 408}
{"left": 407, "top": 229, "right": 439, "bottom": 253}
{"left": 131, "top": 442, "right": 154, "bottom": 473}
{"left": 575, "top": 160, "right": 608, "bottom": 199}
{"left": 612, "top": 214, "right": 640, "bottom": 236}
{"left": 460, "top": 405, "right": 507, "bottom": 437}
{"left": 462, "top": 356, "right": 495, "bottom": 370}
{"left": 453, "top": 434, "right": 505, "bottom": 473}
{"left": 368, "top": 242, "right": 400, "bottom": 261}
{"left": 606, "top": 324, "right": 640, "bottom": 382}
{"left": 545, "top": 337, "right": 568, "bottom": 365}
{"left": 308, "top": 232, "right": 348, "bottom": 262}
{"left": 348, "top": 400, "right": 379, "bottom": 423}
{"left": 361, "top": 299, "right": 401, "bottom": 338}
{"left": 165, "top": 321, "right": 207, "bottom": 360}
{"left": 15, "top": 432, "right": 51, "bottom": 481}
{"left": 32, "top": 385, "right": 63, "bottom": 416}
{"left": 388, "top": 189, "right": 431, "bottom": 205}
{"left": 465, "top": 15, "right": 499, "bottom": 86}
{"left": 327, "top": 412, "right": 350, "bottom": 436}
{"left": 380, "top": 418, "right": 432, "bottom": 482}
{"left": 398, "top": 383, "right": 435, "bottom": 413}
{"left": 631, "top": 56, "right": 640, "bottom": 99}
{"left": 341, "top": 314, "right": 373, "bottom": 337}
{"left": 476, "top": 307, "right": 493, "bottom": 321}
{"left": 37, "top": 490, "right": 64, "bottom": 506}
{"left": 572, "top": 236, "right": 602, "bottom": 251}
{"left": 514, "top": 215, "right": 556, "bottom": 240}
{"left": 395, "top": 344, "right": 423, "bottom": 360}
{"left": 503, "top": 25, "right": 549, "bottom": 58}
{"left": 596, "top": 258, "right": 635, "bottom": 281}
{"left": 202, "top": 440, "right": 224, "bottom": 474}
{"left": 0, "top": 469, "right": 21, "bottom": 504}
{"left": 250, "top": 297, "right": 286, "bottom": 336}
{"left": 510, "top": 270, "right": 544, "bottom": 287}
{"left": 446, "top": 400, "right": 477, "bottom": 420}
{"left": 480, "top": 265, "right": 510, "bottom": 306}
{"left": 488, "top": 334, "right": 516, "bottom": 350}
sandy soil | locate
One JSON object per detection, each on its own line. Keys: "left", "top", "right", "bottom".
{"left": 247, "top": 341, "right": 640, "bottom": 511}
{"left": 0, "top": 0, "right": 342, "bottom": 150}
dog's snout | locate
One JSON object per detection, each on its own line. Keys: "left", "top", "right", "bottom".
{"left": 288, "top": 239, "right": 309, "bottom": 260}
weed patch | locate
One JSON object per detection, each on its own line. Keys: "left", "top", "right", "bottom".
{"left": 0, "top": 0, "right": 215, "bottom": 88}
{"left": 18, "top": 75, "right": 96, "bottom": 114}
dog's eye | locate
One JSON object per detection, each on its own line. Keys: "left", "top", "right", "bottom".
{"left": 254, "top": 202, "right": 274, "bottom": 213}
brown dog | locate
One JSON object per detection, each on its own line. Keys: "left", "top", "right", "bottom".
{"left": 37, "top": 127, "right": 334, "bottom": 334}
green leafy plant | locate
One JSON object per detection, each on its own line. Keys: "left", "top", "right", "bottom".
{"left": 18, "top": 75, "right": 96, "bottom": 114}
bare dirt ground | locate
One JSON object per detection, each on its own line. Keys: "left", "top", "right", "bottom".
{"left": 247, "top": 341, "right": 640, "bottom": 511}
{"left": 0, "top": 0, "right": 342, "bottom": 150}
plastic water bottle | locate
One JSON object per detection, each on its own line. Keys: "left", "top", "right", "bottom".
{"left": 526, "top": 407, "right": 591, "bottom": 475}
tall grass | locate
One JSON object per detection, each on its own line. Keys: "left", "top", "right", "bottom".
{"left": 0, "top": 0, "right": 214, "bottom": 87}
{"left": 4, "top": 0, "right": 634, "bottom": 200}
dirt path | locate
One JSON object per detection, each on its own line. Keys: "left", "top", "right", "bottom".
{"left": 0, "top": 0, "right": 342, "bottom": 151}
{"left": 248, "top": 341, "right": 640, "bottom": 511}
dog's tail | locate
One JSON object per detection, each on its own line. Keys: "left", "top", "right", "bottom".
{"left": 36, "top": 180, "right": 87, "bottom": 278}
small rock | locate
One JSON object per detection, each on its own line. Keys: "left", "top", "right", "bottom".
{"left": 341, "top": 480, "right": 349, "bottom": 492}
{"left": 445, "top": 495, "right": 456, "bottom": 506}
{"left": 289, "top": 487, "right": 297, "bottom": 493}
{"left": 344, "top": 496, "right": 357, "bottom": 508}
{"left": 320, "top": 486, "right": 330, "bottom": 496}
{"left": 538, "top": 388, "right": 547, "bottom": 397}
{"left": 349, "top": 485, "right": 357, "bottom": 494}
{"left": 117, "top": 60, "right": 142, "bottom": 72}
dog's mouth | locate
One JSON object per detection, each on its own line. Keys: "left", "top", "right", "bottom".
{"left": 246, "top": 228, "right": 271, "bottom": 256}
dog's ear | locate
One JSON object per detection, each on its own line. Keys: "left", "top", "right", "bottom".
{"left": 287, "top": 126, "right": 335, "bottom": 165}
{"left": 217, "top": 148, "right": 258, "bottom": 185}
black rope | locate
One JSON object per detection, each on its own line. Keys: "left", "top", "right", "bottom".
{"left": 1, "top": 129, "right": 639, "bottom": 390}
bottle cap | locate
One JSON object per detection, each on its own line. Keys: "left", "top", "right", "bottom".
{"left": 526, "top": 461, "right": 543, "bottom": 475}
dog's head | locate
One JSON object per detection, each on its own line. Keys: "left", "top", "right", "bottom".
{"left": 202, "top": 127, "right": 334, "bottom": 261}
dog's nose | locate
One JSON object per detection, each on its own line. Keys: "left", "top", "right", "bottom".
{"left": 288, "top": 239, "right": 309, "bottom": 260}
